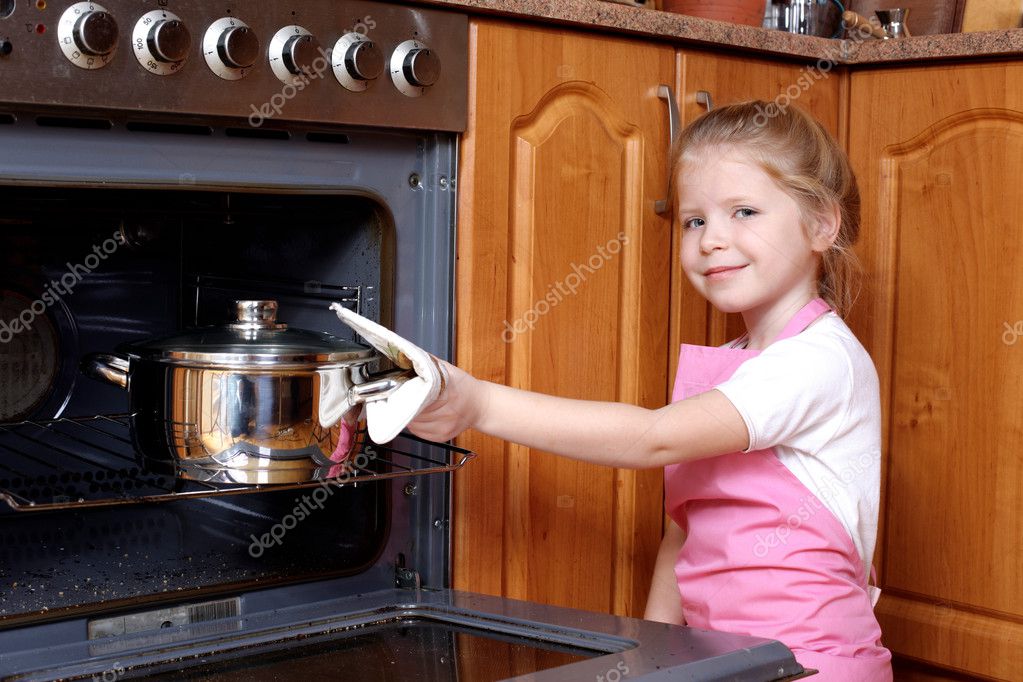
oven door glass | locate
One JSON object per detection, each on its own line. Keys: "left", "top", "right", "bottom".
{"left": 125, "top": 616, "right": 603, "bottom": 681}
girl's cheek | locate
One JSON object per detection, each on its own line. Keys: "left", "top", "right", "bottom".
{"left": 679, "top": 232, "right": 699, "bottom": 267}
{"left": 679, "top": 243, "right": 703, "bottom": 287}
{"left": 680, "top": 263, "right": 706, "bottom": 293}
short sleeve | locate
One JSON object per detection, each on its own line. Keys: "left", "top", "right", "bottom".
{"left": 714, "top": 334, "right": 854, "bottom": 454}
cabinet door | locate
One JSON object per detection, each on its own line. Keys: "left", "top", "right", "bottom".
{"left": 671, "top": 50, "right": 843, "bottom": 371}
{"left": 453, "top": 20, "right": 674, "bottom": 617}
{"left": 849, "top": 62, "right": 1023, "bottom": 679}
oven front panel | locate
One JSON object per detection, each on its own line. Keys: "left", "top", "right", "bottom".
{"left": 0, "top": 0, "right": 467, "bottom": 131}
{"left": 0, "top": 118, "right": 458, "bottom": 626}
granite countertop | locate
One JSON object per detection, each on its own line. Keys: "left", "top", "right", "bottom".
{"left": 412, "top": 0, "right": 1023, "bottom": 64}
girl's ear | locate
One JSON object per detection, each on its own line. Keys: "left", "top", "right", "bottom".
{"left": 810, "top": 202, "right": 841, "bottom": 253}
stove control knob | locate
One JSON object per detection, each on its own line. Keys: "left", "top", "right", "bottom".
{"left": 58, "top": 2, "right": 119, "bottom": 69}
{"left": 218, "top": 26, "right": 259, "bottom": 69}
{"left": 76, "top": 11, "right": 118, "bottom": 55}
{"left": 268, "top": 26, "right": 321, "bottom": 83}
{"left": 149, "top": 19, "right": 191, "bottom": 62}
{"left": 132, "top": 10, "right": 190, "bottom": 75}
{"left": 202, "top": 17, "right": 258, "bottom": 80}
{"left": 282, "top": 34, "right": 320, "bottom": 75}
{"left": 390, "top": 39, "right": 440, "bottom": 97}
{"left": 403, "top": 49, "right": 440, "bottom": 87}
{"left": 331, "top": 33, "right": 383, "bottom": 92}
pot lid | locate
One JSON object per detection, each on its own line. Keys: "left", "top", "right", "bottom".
{"left": 121, "top": 300, "right": 375, "bottom": 368}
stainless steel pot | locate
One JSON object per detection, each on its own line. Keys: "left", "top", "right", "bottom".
{"left": 82, "top": 300, "right": 410, "bottom": 484}
{"left": 765, "top": 0, "right": 843, "bottom": 37}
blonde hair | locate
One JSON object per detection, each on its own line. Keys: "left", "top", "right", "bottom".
{"left": 669, "top": 101, "right": 861, "bottom": 318}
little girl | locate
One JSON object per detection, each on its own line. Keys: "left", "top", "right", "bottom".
{"left": 409, "top": 101, "right": 893, "bottom": 680}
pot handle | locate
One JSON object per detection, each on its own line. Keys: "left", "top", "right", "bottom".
{"left": 350, "top": 368, "right": 417, "bottom": 404}
{"left": 80, "top": 352, "right": 130, "bottom": 390}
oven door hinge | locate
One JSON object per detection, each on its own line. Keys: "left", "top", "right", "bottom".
{"left": 395, "top": 565, "right": 421, "bottom": 590}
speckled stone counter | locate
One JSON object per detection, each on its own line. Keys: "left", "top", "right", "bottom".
{"left": 411, "top": 0, "right": 1023, "bottom": 64}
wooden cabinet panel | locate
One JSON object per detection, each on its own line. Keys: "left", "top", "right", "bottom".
{"left": 677, "top": 50, "right": 843, "bottom": 136}
{"left": 848, "top": 62, "right": 1023, "bottom": 679}
{"left": 453, "top": 20, "right": 674, "bottom": 617}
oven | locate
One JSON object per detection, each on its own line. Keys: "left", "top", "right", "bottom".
{"left": 0, "top": 1, "right": 810, "bottom": 679}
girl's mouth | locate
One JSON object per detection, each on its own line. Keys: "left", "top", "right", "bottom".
{"left": 703, "top": 264, "right": 747, "bottom": 280}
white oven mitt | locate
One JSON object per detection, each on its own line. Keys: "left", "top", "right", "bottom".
{"left": 321, "top": 303, "right": 444, "bottom": 445}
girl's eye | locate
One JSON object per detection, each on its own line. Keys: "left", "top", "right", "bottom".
{"left": 734, "top": 207, "right": 757, "bottom": 219}
{"left": 683, "top": 217, "right": 705, "bottom": 230}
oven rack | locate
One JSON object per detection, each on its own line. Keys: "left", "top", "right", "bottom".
{"left": 0, "top": 414, "right": 474, "bottom": 513}
{"left": 189, "top": 273, "right": 363, "bottom": 309}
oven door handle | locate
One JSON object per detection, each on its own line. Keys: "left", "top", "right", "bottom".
{"left": 81, "top": 352, "right": 130, "bottom": 390}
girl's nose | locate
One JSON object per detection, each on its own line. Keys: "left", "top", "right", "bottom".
{"left": 699, "top": 219, "right": 728, "bottom": 253}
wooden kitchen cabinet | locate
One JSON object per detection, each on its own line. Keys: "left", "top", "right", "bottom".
{"left": 451, "top": 11, "right": 1023, "bottom": 676}
{"left": 847, "top": 61, "right": 1023, "bottom": 680}
{"left": 452, "top": 20, "right": 674, "bottom": 617}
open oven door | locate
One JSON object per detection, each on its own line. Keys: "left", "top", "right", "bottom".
{"left": 0, "top": 585, "right": 812, "bottom": 681}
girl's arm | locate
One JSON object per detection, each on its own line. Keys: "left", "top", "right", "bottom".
{"left": 409, "top": 360, "right": 749, "bottom": 469}
{"left": 644, "top": 520, "right": 686, "bottom": 625}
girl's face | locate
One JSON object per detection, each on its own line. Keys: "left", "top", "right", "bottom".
{"left": 677, "top": 148, "right": 830, "bottom": 320}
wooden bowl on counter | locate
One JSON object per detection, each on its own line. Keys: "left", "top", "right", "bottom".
{"left": 662, "top": 0, "right": 767, "bottom": 26}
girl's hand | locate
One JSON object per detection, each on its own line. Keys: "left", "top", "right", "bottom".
{"left": 407, "top": 359, "right": 486, "bottom": 442}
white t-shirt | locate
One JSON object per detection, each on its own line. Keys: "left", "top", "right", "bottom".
{"left": 715, "top": 312, "right": 881, "bottom": 601}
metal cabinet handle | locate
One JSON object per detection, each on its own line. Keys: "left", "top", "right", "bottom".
{"left": 696, "top": 90, "right": 713, "bottom": 112}
{"left": 654, "top": 84, "right": 681, "bottom": 215}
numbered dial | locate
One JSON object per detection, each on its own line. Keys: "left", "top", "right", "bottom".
{"left": 268, "top": 25, "right": 321, "bottom": 84}
{"left": 202, "top": 17, "right": 258, "bottom": 80}
{"left": 58, "top": 2, "right": 119, "bottom": 70}
{"left": 389, "top": 39, "right": 440, "bottom": 97}
{"left": 133, "top": 10, "right": 190, "bottom": 75}
{"left": 332, "top": 33, "right": 383, "bottom": 92}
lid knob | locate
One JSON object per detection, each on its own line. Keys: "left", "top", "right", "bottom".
{"left": 230, "top": 300, "right": 288, "bottom": 331}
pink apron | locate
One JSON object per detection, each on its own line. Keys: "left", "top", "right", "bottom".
{"left": 664, "top": 298, "right": 892, "bottom": 680}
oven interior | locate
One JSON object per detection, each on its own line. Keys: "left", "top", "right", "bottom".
{"left": 0, "top": 185, "right": 390, "bottom": 423}
{"left": 0, "top": 184, "right": 403, "bottom": 617}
